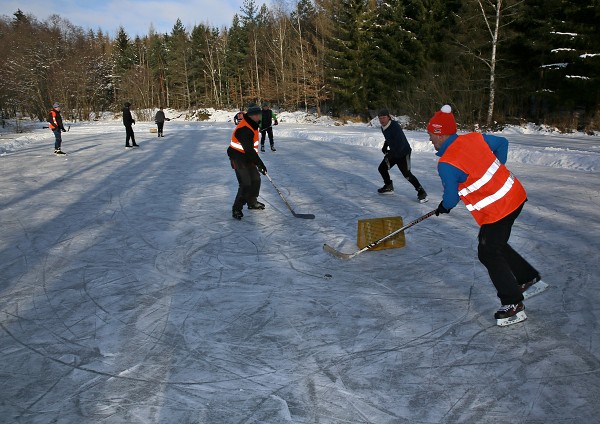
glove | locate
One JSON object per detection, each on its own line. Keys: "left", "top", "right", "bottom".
{"left": 274, "top": 121, "right": 278, "bottom": 126}
{"left": 132, "top": 119, "right": 136, "bottom": 125}
{"left": 381, "top": 145, "right": 389, "bottom": 154}
{"left": 257, "top": 164, "right": 267, "bottom": 175}
{"left": 61, "top": 128, "right": 67, "bottom": 132}
{"left": 435, "top": 201, "right": 452, "bottom": 216}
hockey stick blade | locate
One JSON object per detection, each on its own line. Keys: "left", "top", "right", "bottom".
{"left": 293, "top": 212, "right": 315, "bottom": 219}
{"left": 323, "top": 243, "right": 354, "bottom": 260}
{"left": 266, "top": 173, "right": 315, "bottom": 219}
{"left": 323, "top": 209, "right": 437, "bottom": 260}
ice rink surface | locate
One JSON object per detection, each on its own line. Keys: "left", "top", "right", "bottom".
{"left": 1, "top": 121, "right": 599, "bottom": 423}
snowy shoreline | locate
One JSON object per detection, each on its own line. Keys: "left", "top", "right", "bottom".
{"left": 3, "top": 109, "right": 599, "bottom": 173}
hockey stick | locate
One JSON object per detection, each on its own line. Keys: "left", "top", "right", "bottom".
{"left": 323, "top": 209, "right": 437, "bottom": 259}
{"left": 265, "top": 173, "right": 315, "bottom": 219}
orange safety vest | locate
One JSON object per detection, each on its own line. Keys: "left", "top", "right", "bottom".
{"left": 48, "top": 110, "right": 59, "bottom": 130}
{"left": 229, "top": 119, "right": 258, "bottom": 153}
{"left": 439, "top": 132, "right": 527, "bottom": 226}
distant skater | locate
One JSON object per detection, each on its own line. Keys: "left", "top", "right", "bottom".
{"left": 47, "top": 102, "right": 67, "bottom": 155}
{"left": 122, "top": 102, "right": 138, "bottom": 148}
{"left": 259, "top": 102, "right": 278, "bottom": 152}
{"left": 233, "top": 108, "right": 244, "bottom": 125}
{"left": 376, "top": 109, "right": 427, "bottom": 203}
{"left": 154, "top": 107, "right": 170, "bottom": 137}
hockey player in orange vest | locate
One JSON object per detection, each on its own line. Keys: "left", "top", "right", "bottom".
{"left": 47, "top": 102, "right": 67, "bottom": 155}
{"left": 227, "top": 104, "right": 268, "bottom": 220}
{"left": 428, "top": 105, "right": 545, "bottom": 326}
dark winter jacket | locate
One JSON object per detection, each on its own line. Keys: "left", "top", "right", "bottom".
{"left": 260, "top": 109, "right": 278, "bottom": 129}
{"left": 47, "top": 109, "right": 65, "bottom": 131}
{"left": 381, "top": 119, "right": 411, "bottom": 159}
{"left": 122, "top": 106, "right": 135, "bottom": 126}
{"left": 227, "top": 115, "right": 265, "bottom": 170}
{"left": 154, "top": 110, "right": 166, "bottom": 123}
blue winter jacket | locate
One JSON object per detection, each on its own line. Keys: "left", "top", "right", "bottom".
{"left": 436, "top": 133, "right": 509, "bottom": 210}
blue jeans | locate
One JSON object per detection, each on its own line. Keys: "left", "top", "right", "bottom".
{"left": 52, "top": 128, "right": 62, "bottom": 150}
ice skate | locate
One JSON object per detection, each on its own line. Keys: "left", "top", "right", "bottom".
{"left": 248, "top": 200, "right": 265, "bottom": 210}
{"left": 417, "top": 187, "right": 428, "bottom": 203}
{"left": 377, "top": 181, "right": 394, "bottom": 194}
{"left": 495, "top": 302, "right": 527, "bottom": 326}
{"left": 521, "top": 277, "right": 548, "bottom": 300}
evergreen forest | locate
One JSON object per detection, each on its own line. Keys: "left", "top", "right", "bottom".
{"left": 1, "top": 0, "right": 599, "bottom": 132}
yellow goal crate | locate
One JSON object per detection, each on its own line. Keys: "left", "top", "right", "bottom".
{"left": 149, "top": 127, "right": 158, "bottom": 133}
{"left": 357, "top": 216, "right": 405, "bottom": 251}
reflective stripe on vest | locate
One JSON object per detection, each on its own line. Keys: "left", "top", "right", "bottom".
{"left": 439, "top": 132, "right": 526, "bottom": 225}
{"left": 230, "top": 119, "right": 258, "bottom": 153}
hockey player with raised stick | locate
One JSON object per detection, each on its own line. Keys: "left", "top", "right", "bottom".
{"left": 428, "top": 105, "right": 546, "bottom": 326}
{"left": 227, "top": 104, "right": 268, "bottom": 220}
{"left": 376, "top": 109, "right": 427, "bottom": 203}
{"left": 47, "top": 102, "right": 67, "bottom": 155}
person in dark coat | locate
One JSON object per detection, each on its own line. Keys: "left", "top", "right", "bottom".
{"left": 47, "top": 102, "right": 67, "bottom": 155}
{"left": 154, "top": 107, "right": 170, "bottom": 137}
{"left": 259, "top": 102, "right": 278, "bottom": 152}
{"left": 227, "top": 104, "right": 268, "bottom": 220}
{"left": 376, "top": 109, "right": 427, "bottom": 202}
{"left": 122, "top": 102, "right": 138, "bottom": 148}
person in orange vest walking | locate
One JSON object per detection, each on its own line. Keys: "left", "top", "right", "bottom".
{"left": 47, "top": 102, "right": 67, "bottom": 155}
{"left": 227, "top": 104, "right": 268, "bottom": 220}
{"left": 428, "top": 105, "right": 544, "bottom": 326}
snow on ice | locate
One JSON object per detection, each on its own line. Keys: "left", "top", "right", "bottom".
{"left": 1, "top": 111, "right": 599, "bottom": 423}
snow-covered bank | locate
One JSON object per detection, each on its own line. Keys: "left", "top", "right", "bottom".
{"left": 3, "top": 111, "right": 598, "bottom": 172}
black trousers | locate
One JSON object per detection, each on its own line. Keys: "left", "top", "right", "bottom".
{"left": 477, "top": 202, "right": 540, "bottom": 305}
{"left": 157, "top": 122, "right": 164, "bottom": 135}
{"left": 125, "top": 125, "right": 136, "bottom": 146}
{"left": 378, "top": 153, "right": 422, "bottom": 190}
{"left": 260, "top": 127, "right": 274, "bottom": 146}
{"left": 232, "top": 165, "right": 261, "bottom": 211}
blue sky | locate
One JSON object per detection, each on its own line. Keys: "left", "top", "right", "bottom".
{"left": 1, "top": 0, "right": 243, "bottom": 36}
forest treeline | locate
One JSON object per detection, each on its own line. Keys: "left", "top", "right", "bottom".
{"left": 1, "top": 1, "right": 599, "bottom": 132}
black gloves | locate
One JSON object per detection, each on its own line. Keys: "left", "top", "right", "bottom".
{"left": 381, "top": 145, "right": 389, "bottom": 154}
{"left": 274, "top": 121, "right": 278, "bottom": 126}
{"left": 435, "top": 201, "right": 452, "bottom": 216}
{"left": 257, "top": 164, "right": 267, "bottom": 175}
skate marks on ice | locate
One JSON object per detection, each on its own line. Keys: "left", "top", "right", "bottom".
{"left": 1, "top": 122, "right": 600, "bottom": 422}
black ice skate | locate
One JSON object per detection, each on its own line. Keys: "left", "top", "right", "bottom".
{"left": 377, "top": 182, "right": 394, "bottom": 194}
{"left": 260, "top": 145, "right": 265, "bottom": 152}
{"left": 271, "top": 145, "right": 276, "bottom": 151}
{"left": 54, "top": 149, "right": 66, "bottom": 155}
{"left": 248, "top": 201, "right": 265, "bottom": 210}
{"left": 232, "top": 209, "right": 243, "bottom": 220}
{"left": 417, "top": 187, "right": 428, "bottom": 203}
{"left": 495, "top": 302, "right": 527, "bottom": 326}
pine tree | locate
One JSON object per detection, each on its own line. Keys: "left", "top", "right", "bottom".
{"left": 326, "top": 0, "right": 371, "bottom": 118}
